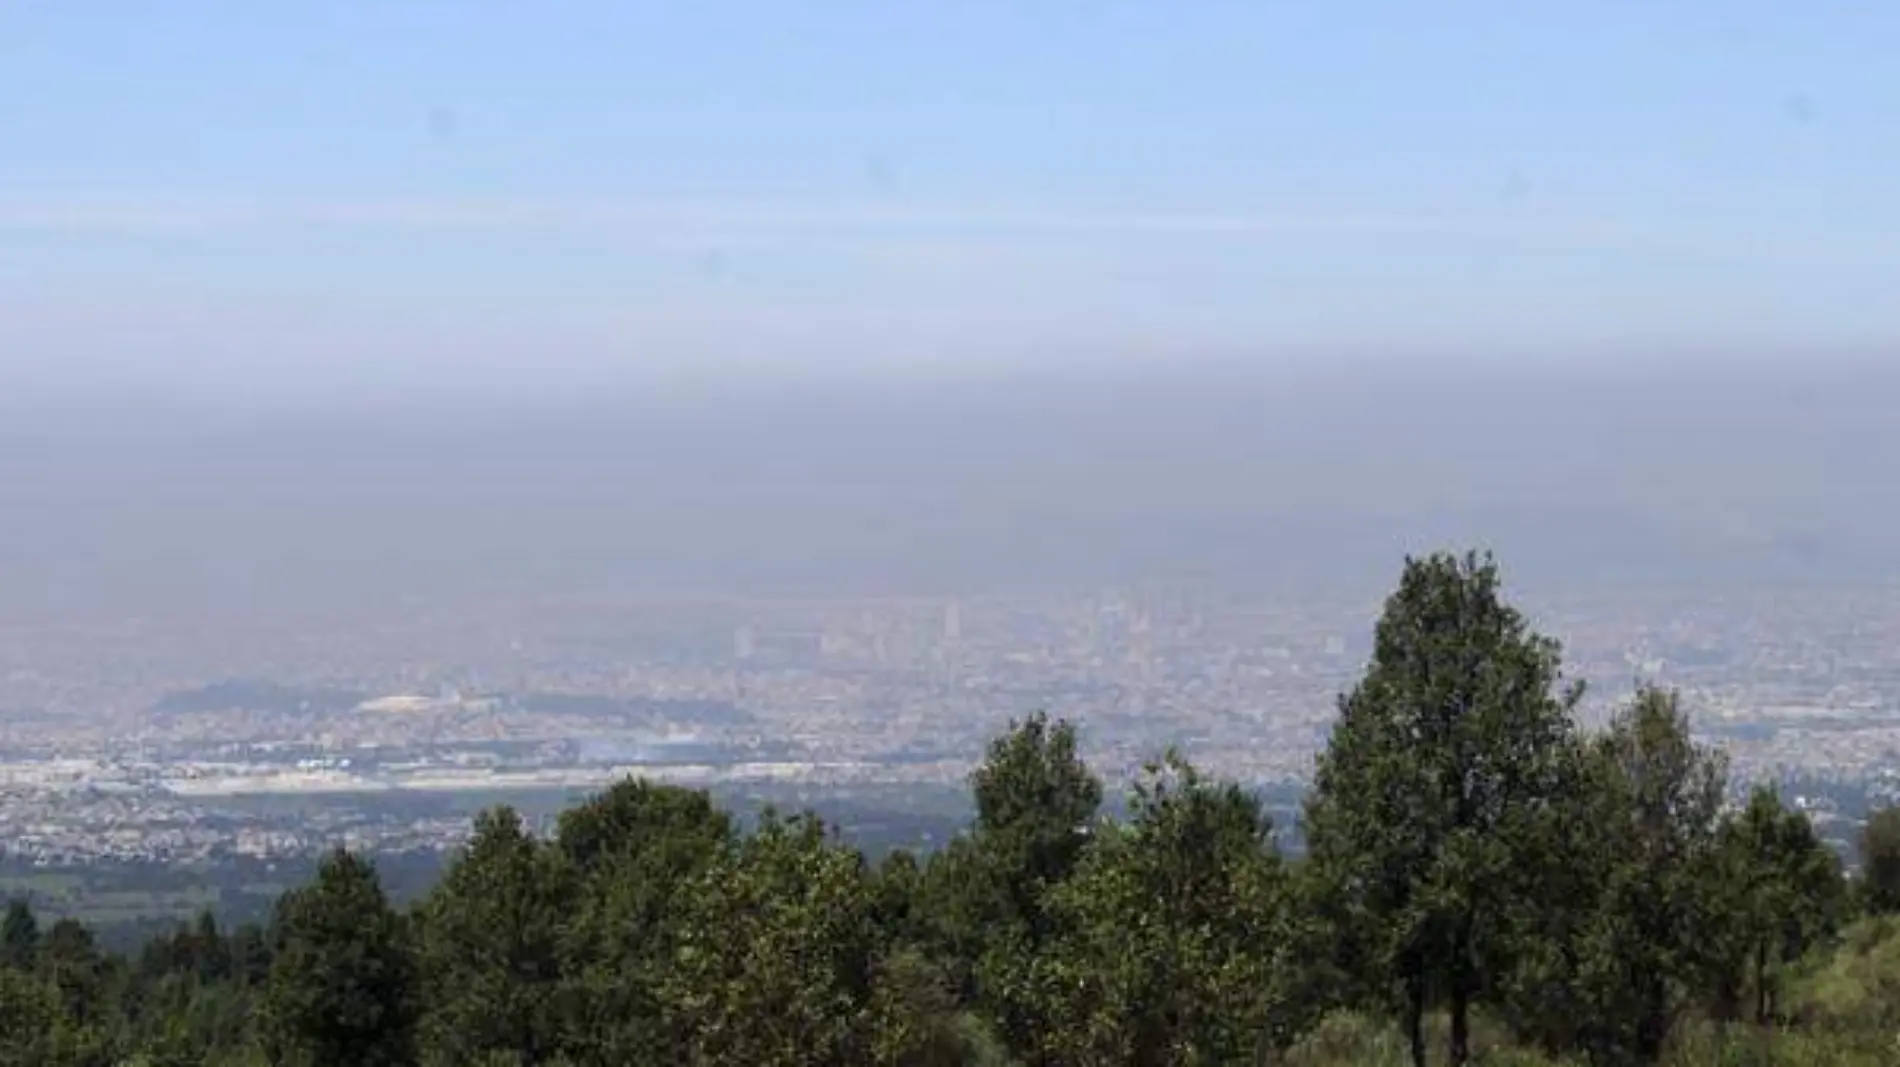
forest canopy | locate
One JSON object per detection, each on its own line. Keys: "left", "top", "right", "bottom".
{"left": 6, "top": 551, "right": 1900, "bottom": 1067}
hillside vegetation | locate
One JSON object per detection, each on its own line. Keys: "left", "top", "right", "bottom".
{"left": 9, "top": 551, "right": 1900, "bottom": 1066}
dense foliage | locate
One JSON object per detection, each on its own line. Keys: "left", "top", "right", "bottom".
{"left": 4, "top": 551, "right": 1896, "bottom": 1065}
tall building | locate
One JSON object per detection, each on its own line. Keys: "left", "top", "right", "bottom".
{"left": 734, "top": 624, "right": 755, "bottom": 661}
{"left": 944, "top": 601, "right": 962, "bottom": 643}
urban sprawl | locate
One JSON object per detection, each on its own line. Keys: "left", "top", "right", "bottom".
{"left": 4, "top": 583, "right": 1899, "bottom": 864}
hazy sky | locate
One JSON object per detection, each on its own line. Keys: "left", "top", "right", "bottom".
{"left": 4, "top": 3, "right": 1898, "bottom": 396}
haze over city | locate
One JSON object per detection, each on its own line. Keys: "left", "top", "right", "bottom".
{"left": 5, "top": 361, "right": 1900, "bottom": 612}
{"left": 6, "top": 2, "right": 1900, "bottom": 1005}
{"left": 7, "top": 3, "right": 1898, "bottom": 596}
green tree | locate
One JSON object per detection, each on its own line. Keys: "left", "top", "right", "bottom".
{"left": 1302, "top": 550, "right": 1582, "bottom": 1067}
{"left": 925, "top": 713, "right": 1102, "bottom": 1063}
{"left": 554, "top": 777, "right": 732, "bottom": 878}
{"left": 230, "top": 922, "right": 272, "bottom": 988}
{"left": 38, "top": 917, "right": 111, "bottom": 1031}
{"left": 198, "top": 911, "right": 232, "bottom": 985}
{"left": 863, "top": 947, "right": 1009, "bottom": 1067}
{"left": 967, "top": 712, "right": 1103, "bottom": 910}
{"left": 131, "top": 971, "right": 255, "bottom": 1067}
{"left": 659, "top": 811, "right": 879, "bottom": 1066}
{"left": 0, "top": 961, "right": 111, "bottom": 1067}
{"left": 415, "top": 805, "right": 572, "bottom": 1067}
{"left": 0, "top": 966, "right": 73, "bottom": 1066}
{"left": 1709, "top": 786, "right": 1847, "bottom": 1026}
{"left": 136, "top": 915, "right": 228, "bottom": 987}
{"left": 553, "top": 779, "right": 734, "bottom": 1066}
{"left": 868, "top": 849, "right": 928, "bottom": 949}
{"left": 1857, "top": 806, "right": 1900, "bottom": 916}
{"left": 863, "top": 849, "right": 1008, "bottom": 1066}
{"left": 1537, "top": 686, "right": 1731, "bottom": 1064}
{"left": 260, "top": 848, "right": 417, "bottom": 1067}
{"left": 1, "top": 900, "right": 39, "bottom": 972}
{"left": 1031, "top": 751, "right": 1292, "bottom": 1065}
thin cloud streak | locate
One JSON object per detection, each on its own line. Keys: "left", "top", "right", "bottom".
{"left": 0, "top": 191, "right": 1644, "bottom": 244}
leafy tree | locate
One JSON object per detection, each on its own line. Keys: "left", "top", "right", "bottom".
{"left": 658, "top": 810, "right": 878, "bottom": 1066}
{"left": 1857, "top": 806, "right": 1900, "bottom": 916}
{"left": 135, "top": 915, "right": 228, "bottom": 986}
{"left": 192, "top": 911, "right": 232, "bottom": 985}
{"left": 1030, "top": 751, "right": 1293, "bottom": 1065}
{"left": 968, "top": 711, "right": 1103, "bottom": 924}
{"left": 924, "top": 712, "right": 1101, "bottom": 1062}
{"left": 1709, "top": 786, "right": 1847, "bottom": 1025}
{"left": 415, "top": 805, "right": 572, "bottom": 1066}
{"left": 552, "top": 779, "right": 734, "bottom": 1065}
{"left": 0, "top": 962, "right": 111, "bottom": 1067}
{"left": 1523, "top": 686, "right": 1731, "bottom": 1064}
{"left": 554, "top": 777, "right": 732, "bottom": 878}
{"left": 260, "top": 847, "right": 417, "bottom": 1067}
{"left": 230, "top": 922, "right": 272, "bottom": 988}
{"left": 130, "top": 972, "right": 254, "bottom": 1067}
{"left": 0, "top": 966, "right": 73, "bottom": 1066}
{"left": 1302, "top": 550, "right": 1582, "bottom": 1067}
{"left": 1481, "top": 732, "right": 1601, "bottom": 1057}
{"left": 863, "top": 947, "right": 1010, "bottom": 1067}
{"left": 868, "top": 849, "right": 928, "bottom": 948}
{"left": 1, "top": 900, "right": 39, "bottom": 972}
{"left": 38, "top": 917, "right": 111, "bottom": 1030}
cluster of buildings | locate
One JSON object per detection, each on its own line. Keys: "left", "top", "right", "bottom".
{"left": 5, "top": 582, "right": 1900, "bottom": 862}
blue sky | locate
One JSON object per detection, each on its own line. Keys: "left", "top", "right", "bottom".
{"left": 3, "top": 2, "right": 1897, "bottom": 394}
